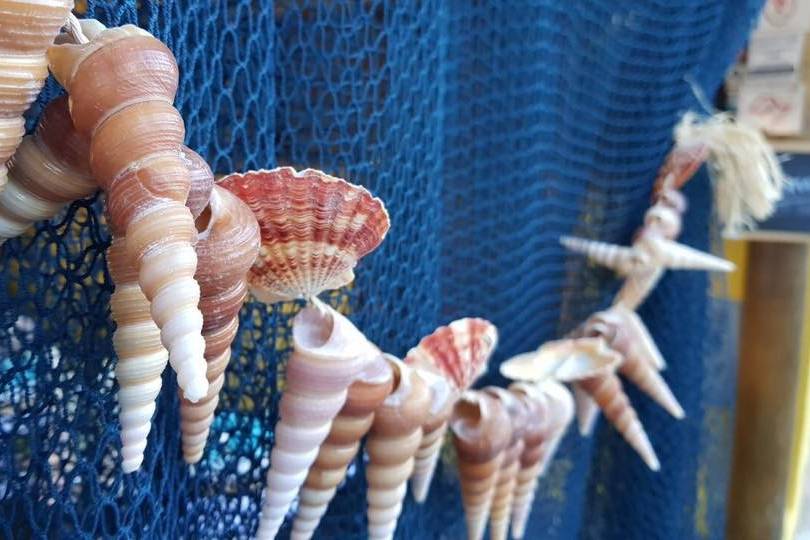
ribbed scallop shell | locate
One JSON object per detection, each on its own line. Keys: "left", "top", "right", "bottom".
{"left": 405, "top": 318, "right": 497, "bottom": 392}
{"left": 217, "top": 167, "right": 390, "bottom": 303}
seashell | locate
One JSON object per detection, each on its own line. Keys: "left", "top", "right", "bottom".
{"left": 655, "top": 187, "right": 688, "bottom": 216}
{"left": 577, "top": 373, "right": 660, "bottom": 470}
{"left": 572, "top": 383, "right": 600, "bottom": 436}
{"left": 178, "top": 185, "right": 260, "bottom": 463}
{"left": 0, "top": 96, "right": 96, "bottom": 243}
{"left": 507, "top": 381, "right": 574, "bottom": 539}
{"left": 586, "top": 306, "right": 683, "bottom": 419}
{"left": 652, "top": 143, "right": 708, "bottom": 195}
{"left": 482, "top": 387, "right": 529, "bottom": 540}
{"left": 49, "top": 22, "right": 210, "bottom": 402}
{"left": 255, "top": 299, "right": 373, "bottom": 540}
{"left": 636, "top": 231, "right": 735, "bottom": 272}
{"left": 217, "top": 167, "right": 390, "bottom": 304}
{"left": 0, "top": 0, "right": 74, "bottom": 190}
{"left": 108, "top": 235, "right": 168, "bottom": 473}
{"left": 499, "top": 338, "right": 622, "bottom": 384}
{"left": 613, "top": 267, "right": 663, "bottom": 311}
{"left": 451, "top": 390, "right": 513, "bottom": 540}
{"left": 560, "top": 235, "right": 648, "bottom": 276}
{"left": 643, "top": 203, "right": 682, "bottom": 240}
{"left": 184, "top": 147, "right": 215, "bottom": 220}
{"left": 365, "top": 355, "right": 431, "bottom": 540}
{"left": 291, "top": 353, "right": 394, "bottom": 540}
{"left": 405, "top": 318, "right": 498, "bottom": 392}
{"left": 407, "top": 366, "right": 455, "bottom": 504}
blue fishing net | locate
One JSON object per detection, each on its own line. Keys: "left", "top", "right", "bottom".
{"left": 0, "top": 1, "right": 761, "bottom": 539}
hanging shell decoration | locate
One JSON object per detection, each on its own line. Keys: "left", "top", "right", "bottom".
{"left": 0, "top": 0, "right": 74, "bottom": 190}
{"left": 451, "top": 390, "right": 513, "bottom": 540}
{"left": 254, "top": 302, "right": 377, "bottom": 540}
{"left": 365, "top": 355, "right": 431, "bottom": 540}
{"left": 179, "top": 185, "right": 260, "bottom": 463}
{"left": 0, "top": 95, "right": 95, "bottom": 243}
{"left": 217, "top": 167, "right": 390, "bottom": 304}
{"left": 48, "top": 21, "right": 210, "bottom": 401}
{"left": 110, "top": 145, "right": 215, "bottom": 473}
{"left": 482, "top": 387, "right": 529, "bottom": 540}
{"left": 291, "top": 352, "right": 394, "bottom": 540}
{"left": 507, "top": 381, "right": 574, "bottom": 540}
{"left": 404, "top": 317, "right": 498, "bottom": 503}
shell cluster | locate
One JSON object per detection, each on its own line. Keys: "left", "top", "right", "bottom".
{"left": 1, "top": 13, "right": 764, "bottom": 540}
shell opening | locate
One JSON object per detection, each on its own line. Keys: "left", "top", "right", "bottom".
{"left": 194, "top": 205, "right": 212, "bottom": 235}
{"left": 294, "top": 307, "right": 336, "bottom": 351}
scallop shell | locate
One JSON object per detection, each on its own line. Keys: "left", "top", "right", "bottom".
{"left": 217, "top": 167, "right": 390, "bottom": 303}
{"left": 499, "top": 338, "right": 622, "bottom": 383}
{"left": 405, "top": 318, "right": 497, "bottom": 392}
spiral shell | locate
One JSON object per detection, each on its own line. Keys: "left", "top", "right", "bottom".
{"left": 405, "top": 318, "right": 497, "bottom": 392}
{"left": 291, "top": 353, "right": 393, "bottom": 540}
{"left": 577, "top": 373, "right": 660, "bottom": 470}
{"left": 184, "top": 147, "right": 215, "bottom": 220}
{"left": 365, "top": 356, "right": 431, "bottom": 540}
{"left": 653, "top": 143, "right": 708, "bottom": 194}
{"left": 451, "top": 391, "right": 513, "bottom": 540}
{"left": 560, "top": 235, "right": 648, "bottom": 276}
{"left": 507, "top": 381, "right": 574, "bottom": 539}
{"left": 0, "top": 96, "right": 95, "bottom": 243}
{"left": 48, "top": 22, "right": 210, "bottom": 402}
{"left": 108, "top": 235, "right": 168, "bottom": 473}
{"left": 255, "top": 300, "right": 373, "bottom": 540}
{"left": 408, "top": 366, "right": 454, "bottom": 504}
{"left": 217, "top": 167, "right": 390, "bottom": 304}
{"left": 0, "top": 0, "right": 73, "bottom": 190}
{"left": 482, "top": 387, "right": 529, "bottom": 540}
{"left": 499, "top": 338, "right": 622, "bottom": 384}
{"left": 178, "top": 185, "right": 260, "bottom": 463}
{"left": 636, "top": 231, "right": 735, "bottom": 272}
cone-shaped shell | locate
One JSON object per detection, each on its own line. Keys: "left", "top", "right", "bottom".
{"left": 451, "top": 391, "right": 513, "bottom": 540}
{"left": 0, "top": 0, "right": 74, "bottom": 190}
{"left": 405, "top": 318, "right": 497, "bottom": 392}
{"left": 365, "top": 356, "right": 432, "bottom": 540}
{"left": 653, "top": 144, "right": 708, "bottom": 194}
{"left": 499, "top": 338, "right": 622, "bottom": 384}
{"left": 637, "top": 232, "right": 735, "bottom": 272}
{"left": 613, "top": 267, "right": 663, "bottom": 311}
{"left": 643, "top": 204, "right": 682, "bottom": 240}
{"left": 577, "top": 373, "right": 660, "bottom": 470}
{"left": 560, "top": 236, "right": 648, "bottom": 276}
{"left": 255, "top": 300, "right": 373, "bottom": 540}
{"left": 573, "top": 383, "right": 600, "bottom": 436}
{"left": 506, "top": 381, "right": 574, "bottom": 539}
{"left": 408, "top": 366, "right": 455, "bottom": 503}
{"left": 482, "top": 387, "right": 529, "bottom": 540}
{"left": 108, "top": 235, "right": 168, "bottom": 473}
{"left": 179, "top": 185, "right": 260, "bottom": 463}
{"left": 0, "top": 96, "right": 96, "bottom": 243}
{"left": 586, "top": 307, "right": 683, "bottom": 419}
{"left": 291, "top": 353, "right": 394, "bottom": 540}
{"left": 217, "top": 167, "right": 390, "bottom": 304}
{"left": 48, "top": 22, "right": 210, "bottom": 402}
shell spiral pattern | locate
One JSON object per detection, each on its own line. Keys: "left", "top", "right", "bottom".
{"left": 291, "top": 355, "right": 393, "bottom": 540}
{"left": 0, "top": 95, "right": 95, "bottom": 243}
{"left": 48, "top": 22, "right": 210, "bottom": 401}
{"left": 507, "top": 382, "right": 574, "bottom": 539}
{"left": 108, "top": 236, "right": 168, "bottom": 474}
{"left": 365, "top": 357, "right": 431, "bottom": 540}
{"left": 178, "top": 185, "right": 260, "bottom": 463}
{"left": 255, "top": 301, "right": 372, "bottom": 540}
{"left": 218, "top": 167, "right": 390, "bottom": 304}
{"left": 0, "top": 0, "right": 73, "bottom": 190}
{"left": 451, "top": 391, "right": 513, "bottom": 540}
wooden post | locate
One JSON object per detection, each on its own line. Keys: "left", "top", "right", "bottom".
{"left": 727, "top": 241, "right": 809, "bottom": 540}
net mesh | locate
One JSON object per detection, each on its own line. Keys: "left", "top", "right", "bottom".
{"left": 0, "top": 1, "right": 760, "bottom": 539}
